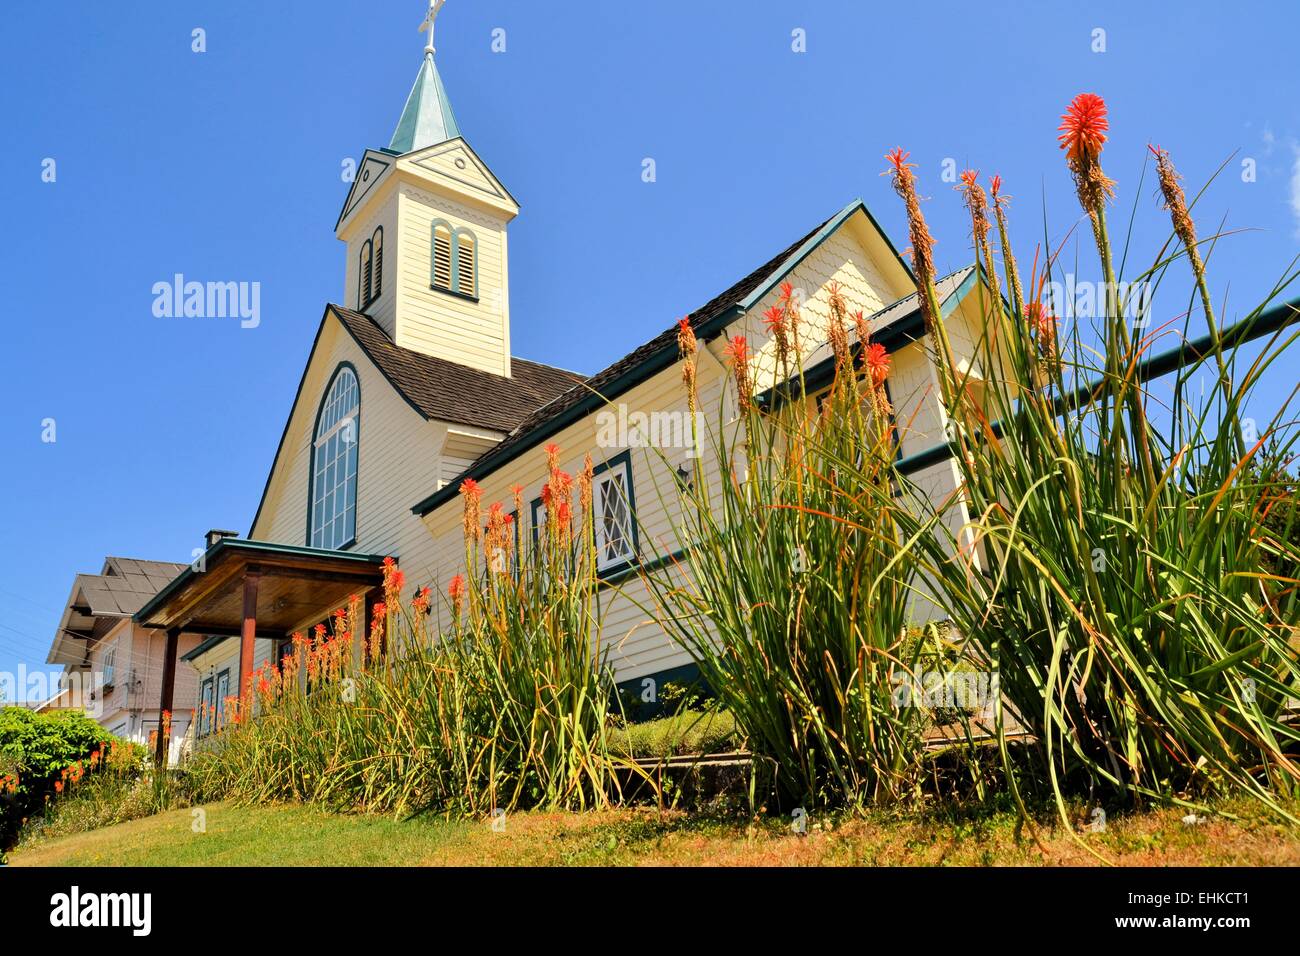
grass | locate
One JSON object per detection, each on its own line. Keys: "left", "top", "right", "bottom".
{"left": 10, "top": 799, "right": 1300, "bottom": 867}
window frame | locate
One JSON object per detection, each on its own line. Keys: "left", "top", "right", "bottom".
{"left": 358, "top": 238, "right": 373, "bottom": 310}
{"left": 370, "top": 226, "right": 383, "bottom": 302}
{"left": 101, "top": 643, "right": 117, "bottom": 689}
{"left": 198, "top": 675, "right": 215, "bottom": 737}
{"left": 452, "top": 226, "right": 477, "bottom": 299}
{"left": 306, "top": 362, "right": 361, "bottom": 551}
{"left": 429, "top": 219, "right": 479, "bottom": 302}
{"left": 591, "top": 451, "right": 639, "bottom": 575}
{"left": 214, "top": 669, "right": 230, "bottom": 732}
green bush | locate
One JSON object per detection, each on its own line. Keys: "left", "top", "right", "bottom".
{"left": 0, "top": 707, "right": 117, "bottom": 854}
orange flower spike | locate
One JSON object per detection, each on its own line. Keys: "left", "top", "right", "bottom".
{"left": 865, "top": 343, "right": 890, "bottom": 389}
{"left": 459, "top": 478, "right": 483, "bottom": 548}
{"left": 676, "top": 317, "right": 696, "bottom": 357}
{"left": 723, "top": 336, "right": 753, "bottom": 414}
{"left": 580, "top": 454, "right": 594, "bottom": 515}
{"left": 448, "top": 574, "right": 466, "bottom": 620}
{"left": 1057, "top": 92, "right": 1108, "bottom": 162}
{"left": 762, "top": 305, "right": 785, "bottom": 335}
{"left": 545, "top": 443, "right": 561, "bottom": 473}
{"left": 1058, "top": 93, "right": 1116, "bottom": 218}
{"left": 510, "top": 483, "right": 524, "bottom": 518}
{"left": 678, "top": 318, "right": 699, "bottom": 412}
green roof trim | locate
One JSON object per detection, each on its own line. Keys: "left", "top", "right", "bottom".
{"left": 181, "top": 633, "right": 230, "bottom": 663}
{"left": 133, "top": 537, "right": 389, "bottom": 628}
{"left": 389, "top": 54, "right": 461, "bottom": 154}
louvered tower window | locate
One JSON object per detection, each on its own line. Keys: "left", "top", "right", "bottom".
{"left": 454, "top": 229, "right": 476, "bottom": 297}
{"left": 370, "top": 227, "right": 383, "bottom": 300}
{"left": 358, "top": 238, "right": 373, "bottom": 309}
{"left": 432, "top": 222, "right": 454, "bottom": 291}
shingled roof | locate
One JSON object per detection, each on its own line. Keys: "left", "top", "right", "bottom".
{"left": 47, "top": 557, "right": 190, "bottom": 667}
{"left": 331, "top": 306, "right": 586, "bottom": 433}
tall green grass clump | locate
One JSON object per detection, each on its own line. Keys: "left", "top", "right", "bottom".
{"left": 640, "top": 304, "right": 966, "bottom": 810}
{"left": 876, "top": 94, "right": 1300, "bottom": 823}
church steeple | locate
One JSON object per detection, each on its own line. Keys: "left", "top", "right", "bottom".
{"left": 388, "top": 53, "right": 461, "bottom": 154}
{"left": 336, "top": 0, "right": 519, "bottom": 379}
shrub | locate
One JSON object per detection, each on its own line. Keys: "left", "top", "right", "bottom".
{"left": 0, "top": 707, "right": 122, "bottom": 853}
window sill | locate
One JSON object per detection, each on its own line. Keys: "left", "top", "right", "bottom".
{"left": 596, "top": 554, "right": 641, "bottom": 584}
{"left": 430, "top": 284, "right": 479, "bottom": 304}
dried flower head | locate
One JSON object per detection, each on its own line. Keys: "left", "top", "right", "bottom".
{"left": 883, "top": 149, "right": 938, "bottom": 306}
{"left": 827, "top": 282, "right": 852, "bottom": 376}
{"left": 677, "top": 317, "right": 698, "bottom": 413}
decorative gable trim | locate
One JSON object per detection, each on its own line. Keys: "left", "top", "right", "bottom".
{"left": 335, "top": 150, "right": 395, "bottom": 233}
{"left": 408, "top": 138, "right": 511, "bottom": 203}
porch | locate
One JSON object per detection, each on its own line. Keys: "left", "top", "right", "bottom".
{"left": 132, "top": 537, "right": 389, "bottom": 764}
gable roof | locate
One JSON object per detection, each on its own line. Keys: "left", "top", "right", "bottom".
{"left": 47, "top": 557, "right": 189, "bottom": 666}
{"left": 246, "top": 305, "right": 584, "bottom": 537}
{"left": 759, "top": 264, "right": 978, "bottom": 408}
{"left": 412, "top": 198, "right": 913, "bottom": 516}
{"left": 331, "top": 306, "right": 585, "bottom": 432}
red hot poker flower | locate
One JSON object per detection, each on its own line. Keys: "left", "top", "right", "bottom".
{"left": 722, "top": 335, "right": 749, "bottom": 367}
{"left": 865, "top": 343, "right": 890, "bottom": 388}
{"left": 762, "top": 305, "right": 785, "bottom": 335}
{"left": 1058, "top": 93, "right": 1108, "bottom": 163}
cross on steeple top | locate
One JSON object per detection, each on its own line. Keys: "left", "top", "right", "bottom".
{"left": 419, "top": 0, "right": 447, "bottom": 56}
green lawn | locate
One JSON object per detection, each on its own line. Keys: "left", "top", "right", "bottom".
{"left": 10, "top": 799, "right": 1300, "bottom": 867}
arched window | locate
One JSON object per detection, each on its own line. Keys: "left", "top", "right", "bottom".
{"left": 309, "top": 365, "right": 360, "bottom": 550}
{"left": 358, "top": 239, "right": 373, "bottom": 310}
{"left": 453, "top": 227, "right": 477, "bottom": 298}
{"left": 371, "top": 227, "right": 383, "bottom": 300}
{"left": 430, "top": 220, "right": 478, "bottom": 299}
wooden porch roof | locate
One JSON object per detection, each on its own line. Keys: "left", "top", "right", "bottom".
{"left": 133, "top": 538, "right": 387, "bottom": 637}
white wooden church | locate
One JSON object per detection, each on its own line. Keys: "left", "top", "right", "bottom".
{"left": 121, "top": 4, "right": 990, "bottom": 752}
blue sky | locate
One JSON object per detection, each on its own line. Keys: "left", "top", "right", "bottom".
{"left": 2, "top": 1, "right": 1297, "bottom": 699}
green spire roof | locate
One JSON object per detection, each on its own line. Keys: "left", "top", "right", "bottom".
{"left": 388, "top": 54, "right": 461, "bottom": 154}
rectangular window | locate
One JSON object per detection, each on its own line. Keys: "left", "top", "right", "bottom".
{"left": 214, "top": 670, "right": 231, "bottom": 731}
{"left": 592, "top": 453, "right": 637, "bottom": 572}
{"left": 198, "top": 677, "right": 214, "bottom": 736}
{"left": 101, "top": 644, "right": 117, "bottom": 689}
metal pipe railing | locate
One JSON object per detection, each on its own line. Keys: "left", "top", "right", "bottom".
{"left": 893, "top": 295, "right": 1300, "bottom": 478}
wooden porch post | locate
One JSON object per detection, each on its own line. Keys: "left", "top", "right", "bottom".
{"left": 238, "top": 569, "right": 261, "bottom": 703}
{"left": 154, "top": 626, "right": 180, "bottom": 767}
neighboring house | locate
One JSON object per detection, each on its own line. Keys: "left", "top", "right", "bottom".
{"left": 43, "top": 557, "right": 200, "bottom": 764}
{"left": 133, "top": 20, "right": 994, "bottom": 731}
